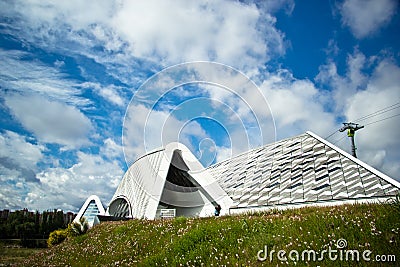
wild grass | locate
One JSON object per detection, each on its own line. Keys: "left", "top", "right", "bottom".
{"left": 21, "top": 202, "right": 400, "bottom": 266}
{"left": 0, "top": 246, "right": 44, "bottom": 266}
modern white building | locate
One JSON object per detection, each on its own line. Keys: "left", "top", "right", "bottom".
{"left": 75, "top": 131, "right": 400, "bottom": 224}
{"left": 73, "top": 195, "right": 105, "bottom": 227}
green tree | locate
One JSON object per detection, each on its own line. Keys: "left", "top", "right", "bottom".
{"left": 54, "top": 210, "right": 65, "bottom": 229}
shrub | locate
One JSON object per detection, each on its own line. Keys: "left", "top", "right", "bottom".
{"left": 47, "top": 229, "right": 68, "bottom": 247}
{"left": 68, "top": 217, "right": 89, "bottom": 237}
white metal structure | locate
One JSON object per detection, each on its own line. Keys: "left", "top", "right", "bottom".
{"left": 74, "top": 195, "right": 105, "bottom": 227}
{"left": 107, "top": 142, "right": 233, "bottom": 219}
{"left": 208, "top": 131, "right": 400, "bottom": 213}
{"left": 77, "top": 132, "right": 400, "bottom": 223}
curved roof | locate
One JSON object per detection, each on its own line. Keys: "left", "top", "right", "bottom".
{"left": 108, "top": 142, "right": 233, "bottom": 219}
{"left": 105, "top": 131, "right": 400, "bottom": 219}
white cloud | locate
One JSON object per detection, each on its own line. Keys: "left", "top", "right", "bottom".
{"left": 28, "top": 151, "right": 124, "bottom": 211}
{"left": 215, "top": 146, "right": 233, "bottom": 163}
{"left": 339, "top": 0, "right": 398, "bottom": 38}
{"left": 0, "top": 130, "right": 46, "bottom": 209}
{"left": 100, "top": 138, "right": 123, "bottom": 160}
{"left": 345, "top": 60, "right": 400, "bottom": 144}
{"left": 97, "top": 86, "right": 125, "bottom": 107}
{"left": 71, "top": 152, "right": 122, "bottom": 182}
{"left": 0, "top": 145, "right": 124, "bottom": 211}
{"left": 260, "top": 70, "right": 336, "bottom": 139}
{"left": 316, "top": 50, "right": 371, "bottom": 113}
{"left": 81, "top": 82, "right": 126, "bottom": 107}
{"left": 0, "top": 130, "right": 45, "bottom": 186}
{"left": 0, "top": 49, "right": 89, "bottom": 107}
{"left": 123, "top": 104, "right": 211, "bottom": 165}
{"left": 110, "top": 0, "right": 273, "bottom": 70}
{"left": 5, "top": 94, "right": 93, "bottom": 149}
{"left": 0, "top": 0, "right": 286, "bottom": 71}
{"left": 0, "top": 131, "right": 44, "bottom": 169}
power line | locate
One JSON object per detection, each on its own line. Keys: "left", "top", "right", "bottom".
{"left": 324, "top": 102, "right": 400, "bottom": 143}
{"left": 355, "top": 105, "right": 400, "bottom": 123}
{"left": 332, "top": 135, "right": 347, "bottom": 145}
{"left": 353, "top": 102, "right": 400, "bottom": 123}
{"left": 324, "top": 130, "right": 339, "bottom": 140}
{"left": 353, "top": 102, "right": 400, "bottom": 122}
{"left": 363, "top": 113, "right": 400, "bottom": 126}
{"left": 325, "top": 112, "right": 400, "bottom": 155}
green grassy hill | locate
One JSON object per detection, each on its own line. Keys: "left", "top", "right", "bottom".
{"left": 21, "top": 202, "right": 400, "bottom": 266}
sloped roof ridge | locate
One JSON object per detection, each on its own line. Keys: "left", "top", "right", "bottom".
{"left": 306, "top": 131, "right": 400, "bottom": 189}
{"left": 207, "top": 132, "right": 309, "bottom": 169}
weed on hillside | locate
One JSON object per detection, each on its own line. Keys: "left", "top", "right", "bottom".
{"left": 22, "top": 203, "right": 400, "bottom": 266}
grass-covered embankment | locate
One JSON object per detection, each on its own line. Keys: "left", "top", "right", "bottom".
{"left": 22, "top": 202, "right": 400, "bottom": 266}
{"left": 0, "top": 246, "right": 43, "bottom": 266}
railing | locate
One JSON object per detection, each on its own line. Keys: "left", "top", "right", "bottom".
{"left": 159, "top": 209, "right": 176, "bottom": 219}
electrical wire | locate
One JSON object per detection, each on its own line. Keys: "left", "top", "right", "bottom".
{"left": 328, "top": 111, "right": 400, "bottom": 148}
{"left": 352, "top": 102, "right": 400, "bottom": 123}
{"left": 324, "top": 130, "right": 340, "bottom": 140}
{"left": 363, "top": 113, "right": 400, "bottom": 126}
{"left": 321, "top": 102, "right": 400, "bottom": 142}
{"left": 332, "top": 135, "right": 347, "bottom": 145}
{"left": 324, "top": 102, "right": 400, "bottom": 140}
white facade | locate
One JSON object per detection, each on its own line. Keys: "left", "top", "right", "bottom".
{"left": 107, "top": 142, "right": 233, "bottom": 219}
{"left": 77, "top": 132, "right": 400, "bottom": 223}
{"left": 208, "top": 131, "right": 400, "bottom": 213}
{"left": 74, "top": 195, "right": 105, "bottom": 227}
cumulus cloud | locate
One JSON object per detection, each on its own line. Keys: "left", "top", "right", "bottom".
{"left": 26, "top": 151, "right": 124, "bottom": 211}
{"left": 0, "top": 0, "right": 286, "bottom": 71}
{"left": 0, "top": 140, "right": 124, "bottom": 211}
{"left": 109, "top": 0, "right": 285, "bottom": 70}
{"left": 123, "top": 104, "right": 211, "bottom": 165}
{"left": 260, "top": 70, "right": 337, "bottom": 139}
{"left": 339, "top": 0, "right": 398, "bottom": 38}
{"left": 100, "top": 138, "right": 124, "bottom": 161}
{"left": 0, "top": 131, "right": 44, "bottom": 169}
{"left": 0, "top": 130, "right": 45, "bottom": 209}
{"left": 0, "top": 131, "right": 44, "bottom": 183}
{"left": 316, "top": 50, "right": 371, "bottom": 113}
{"left": 345, "top": 60, "right": 400, "bottom": 144}
{"left": 5, "top": 94, "right": 93, "bottom": 149}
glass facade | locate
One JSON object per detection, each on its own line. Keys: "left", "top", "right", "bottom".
{"left": 82, "top": 200, "right": 101, "bottom": 225}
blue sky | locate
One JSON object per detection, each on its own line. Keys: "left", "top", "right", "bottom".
{"left": 0, "top": 0, "right": 399, "bottom": 212}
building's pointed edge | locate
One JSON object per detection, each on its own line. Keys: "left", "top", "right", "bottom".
{"left": 156, "top": 143, "right": 233, "bottom": 218}
{"left": 74, "top": 195, "right": 105, "bottom": 227}
{"left": 307, "top": 131, "right": 400, "bottom": 189}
